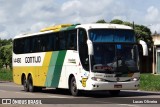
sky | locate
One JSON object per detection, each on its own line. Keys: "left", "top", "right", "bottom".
{"left": 0, "top": 0, "right": 160, "bottom": 39}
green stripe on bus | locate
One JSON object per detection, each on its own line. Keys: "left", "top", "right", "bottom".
{"left": 45, "top": 51, "right": 59, "bottom": 87}
{"left": 51, "top": 51, "right": 67, "bottom": 87}
{"left": 45, "top": 51, "right": 67, "bottom": 87}
{"left": 66, "top": 25, "right": 76, "bottom": 30}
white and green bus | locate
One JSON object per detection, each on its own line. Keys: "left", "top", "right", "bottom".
{"left": 13, "top": 23, "right": 146, "bottom": 96}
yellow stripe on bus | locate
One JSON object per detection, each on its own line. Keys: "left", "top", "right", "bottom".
{"left": 13, "top": 52, "right": 53, "bottom": 87}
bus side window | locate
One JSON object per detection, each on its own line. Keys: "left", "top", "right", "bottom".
{"left": 73, "top": 30, "right": 77, "bottom": 50}
{"left": 14, "top": 39, "right": 24, "bottom": 54}
{"left": 55, "top": 33, "right": 59, "bottom": 51}
{"left": 31, "top": 37, "right": 37, "bottom": 52}
{"left": 70, "top": 34, "right": 75, "bottom": 50}
{"left": 47, "top": 34, "right": 53, "bottom": 51}
{"left": 40, "top": 36, "right": 48, "bottom": 52}
{"left": 36, "top": 38, "right": 41, "bottom": 52}
{"left": 59, "top": 32, "right": 67, "bottom": 50}
{"left": 67, "top": 30, "right": 77, "bottom": 50}
{"left": 24, "top": 38, "right": 31, "bottom": 53}
{"left": 48, "top": 32, "right": 58, "bottom": 51}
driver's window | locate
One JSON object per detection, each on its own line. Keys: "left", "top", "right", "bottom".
{"left": 78, "top": 28, "right": 89, "bottom": 71}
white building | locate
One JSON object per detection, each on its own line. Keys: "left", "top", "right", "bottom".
{"left": 152, "top": 35, "right": 160, "bottom": 74}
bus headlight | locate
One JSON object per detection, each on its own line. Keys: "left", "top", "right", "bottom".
{"left": 131, "top": 77, "right": 140, "bottom": 81}
{"left": 91, "top": 77, "right": 106, "bottom": 82}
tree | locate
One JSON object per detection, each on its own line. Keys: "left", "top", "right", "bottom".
{"left": 0, "top": 45, "right": 12, "bottom": 69}
{"left": 133, "top": 24, "right": 152, "bottom": 48}
{"left": 96, "top": 19, "right": 107, "bottom": 23}
{"left": 110, "top": 19, "right": 123, "bottom": 24}
{"left": 0, "top": 38, "right": 12, "bottom": 46}
{"left": 0, "top": 59, "right": 3, "bottom": 68}
{"left": 0, "top": 39, "right": 12, "bottom": 69}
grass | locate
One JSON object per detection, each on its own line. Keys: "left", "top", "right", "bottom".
{"left": 0, "top": 69, "right": 12, "bottom": 81}
{"left": 140, "top": 73, "right": 160, "bottom": 91}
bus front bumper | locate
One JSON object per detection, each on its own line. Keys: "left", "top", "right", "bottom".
{"left": 84, "top": 80, "right": 139, "bottom": 91}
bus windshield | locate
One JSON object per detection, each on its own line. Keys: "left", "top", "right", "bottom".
{"left": 89, "top": 29, "right": 135, "bottom": 43}
{"left": 89, "top": 29, "right": 139, "bottom": 74}
{"left": 92, "top": 43, "right": 139, "bottom": 74}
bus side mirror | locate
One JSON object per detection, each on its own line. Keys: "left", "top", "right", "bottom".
{"left": 139, "top": 40, "right": 148, "bottom": 56}
{"left": 87, "top": 40, "right": 94, "bottom": 55}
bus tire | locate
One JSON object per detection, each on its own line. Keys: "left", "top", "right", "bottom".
{"left": 109, "top": 90, "right": 120, "bottom": 96}
{"left": 22, "top": 76, "right": 28, "bottom": 92}
{"left": 28, "top": 75, "right": 35, "bottom": 92}
{"left": 35, "top": 87, "right": 42, "bottom": 92}
{"left": 69, "top": 76, "right": 80, "bottom": 96}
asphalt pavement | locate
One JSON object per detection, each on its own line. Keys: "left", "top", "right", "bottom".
{"left": 0, "top": 81, "right": 160, "bottom": 107}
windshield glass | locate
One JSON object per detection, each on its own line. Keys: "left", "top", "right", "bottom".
{"left": 92, "top": 43, "right": 139, "bottom": 74}
{"left": 88, "top": 29, "right": 138, "bottom": 74}
{"left": 89, "top": 29, "right": 135, "bottom": 43}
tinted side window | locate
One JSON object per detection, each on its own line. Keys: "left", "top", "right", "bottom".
{"left": 13, "top": 39, "right": 23, "bottom": 54}
{"left": 24, "top": 38, "right": 31, "bottom": 53}
{"left": 67, "top": 30, "right": 77, "bottom": 50}
{"left": 59, "top": 32, "right": 66, "bottom": 50}
{"left": 13, "top": 30, "right": 78, "bottom": 54}
{"left": 40, "top": 36, "right": 48, "bottom": 52}
{"left": 78, "top": 28, "right": 89, "bottom": 71}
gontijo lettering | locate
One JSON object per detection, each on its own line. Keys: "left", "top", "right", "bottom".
{"left": 25, "top": 56, "right": 41, "bottom": 63}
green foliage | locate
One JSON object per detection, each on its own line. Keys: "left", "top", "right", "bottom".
{"left": 0, "top": 39, "right": 12, "bottom": 69}
{"left": 134, "top": 25, "right": 153, "bottom": 48}
{"left": 123, "top": 21, "right": 133, "bottom": 26}
{"left": 140, "top": 74, "right": 160, "bottom": 91}
{"left": 0, "top": 59, "right": 3, "bottom": 68}
{"left": 110, "top": 19, "right": 123, "bottom": 24}
{"left": 0, "top": 38, "right": 12, "bottom": 46}
{"left": 96, "top": 19, "right": 107, "bottom": 23}
{"left": 0, "top": 69, "right": 12, "bottom": 81}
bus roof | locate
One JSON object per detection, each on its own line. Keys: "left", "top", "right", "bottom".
{"left": 13, "top": 23, "right": 133, "bottom": 39}
{"left": 76, "top": 23, "right": 133, "bottom": 30}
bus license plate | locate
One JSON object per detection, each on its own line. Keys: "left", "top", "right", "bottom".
{"left": 114, "top": 84, "right": 122, "bottom": 88}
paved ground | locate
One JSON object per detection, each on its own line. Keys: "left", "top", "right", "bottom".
{"left": 0, "top": 81, "right": 160, "bottom": 107}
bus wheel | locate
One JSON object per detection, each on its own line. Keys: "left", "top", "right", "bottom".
{"left": 109, "top": 90, "right": 120, "bottom": 96}
{"left": 22, "top": 76, "right": 28, "bottom": 92}
{"left": 28, "top": 75, "right": 35, "bottom": 92}
{"left": 35, "top": 87, "right": 42, "bottom": 92}
{"left": 69, "top": 77, "right": 80, "bottom": 96}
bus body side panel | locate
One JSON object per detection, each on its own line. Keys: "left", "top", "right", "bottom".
{"left": 44, "top": 50, "right": 86, "bottom": 89}
{"left": 13, "top": 50, "right": 88, "bottom": 89}
{"left": 45, "top": 50, "right": 82, "bottom": 89}
{"left": 12, "top": 52, "right": 52, "bottom": 86}
{"left": 59, "top": 50, "right": 81, "bottom": 89}
{"left": 60, "top": 50, "right": 90, "bottom": 90}
{"left": 38, "top": 52, "right": 52, "bottom": 86}
{"left": 45, "top": 51, "right": 67, "bottom": 88}
{"left": 13, "top": 67, "right": 25, "bottom": 85}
